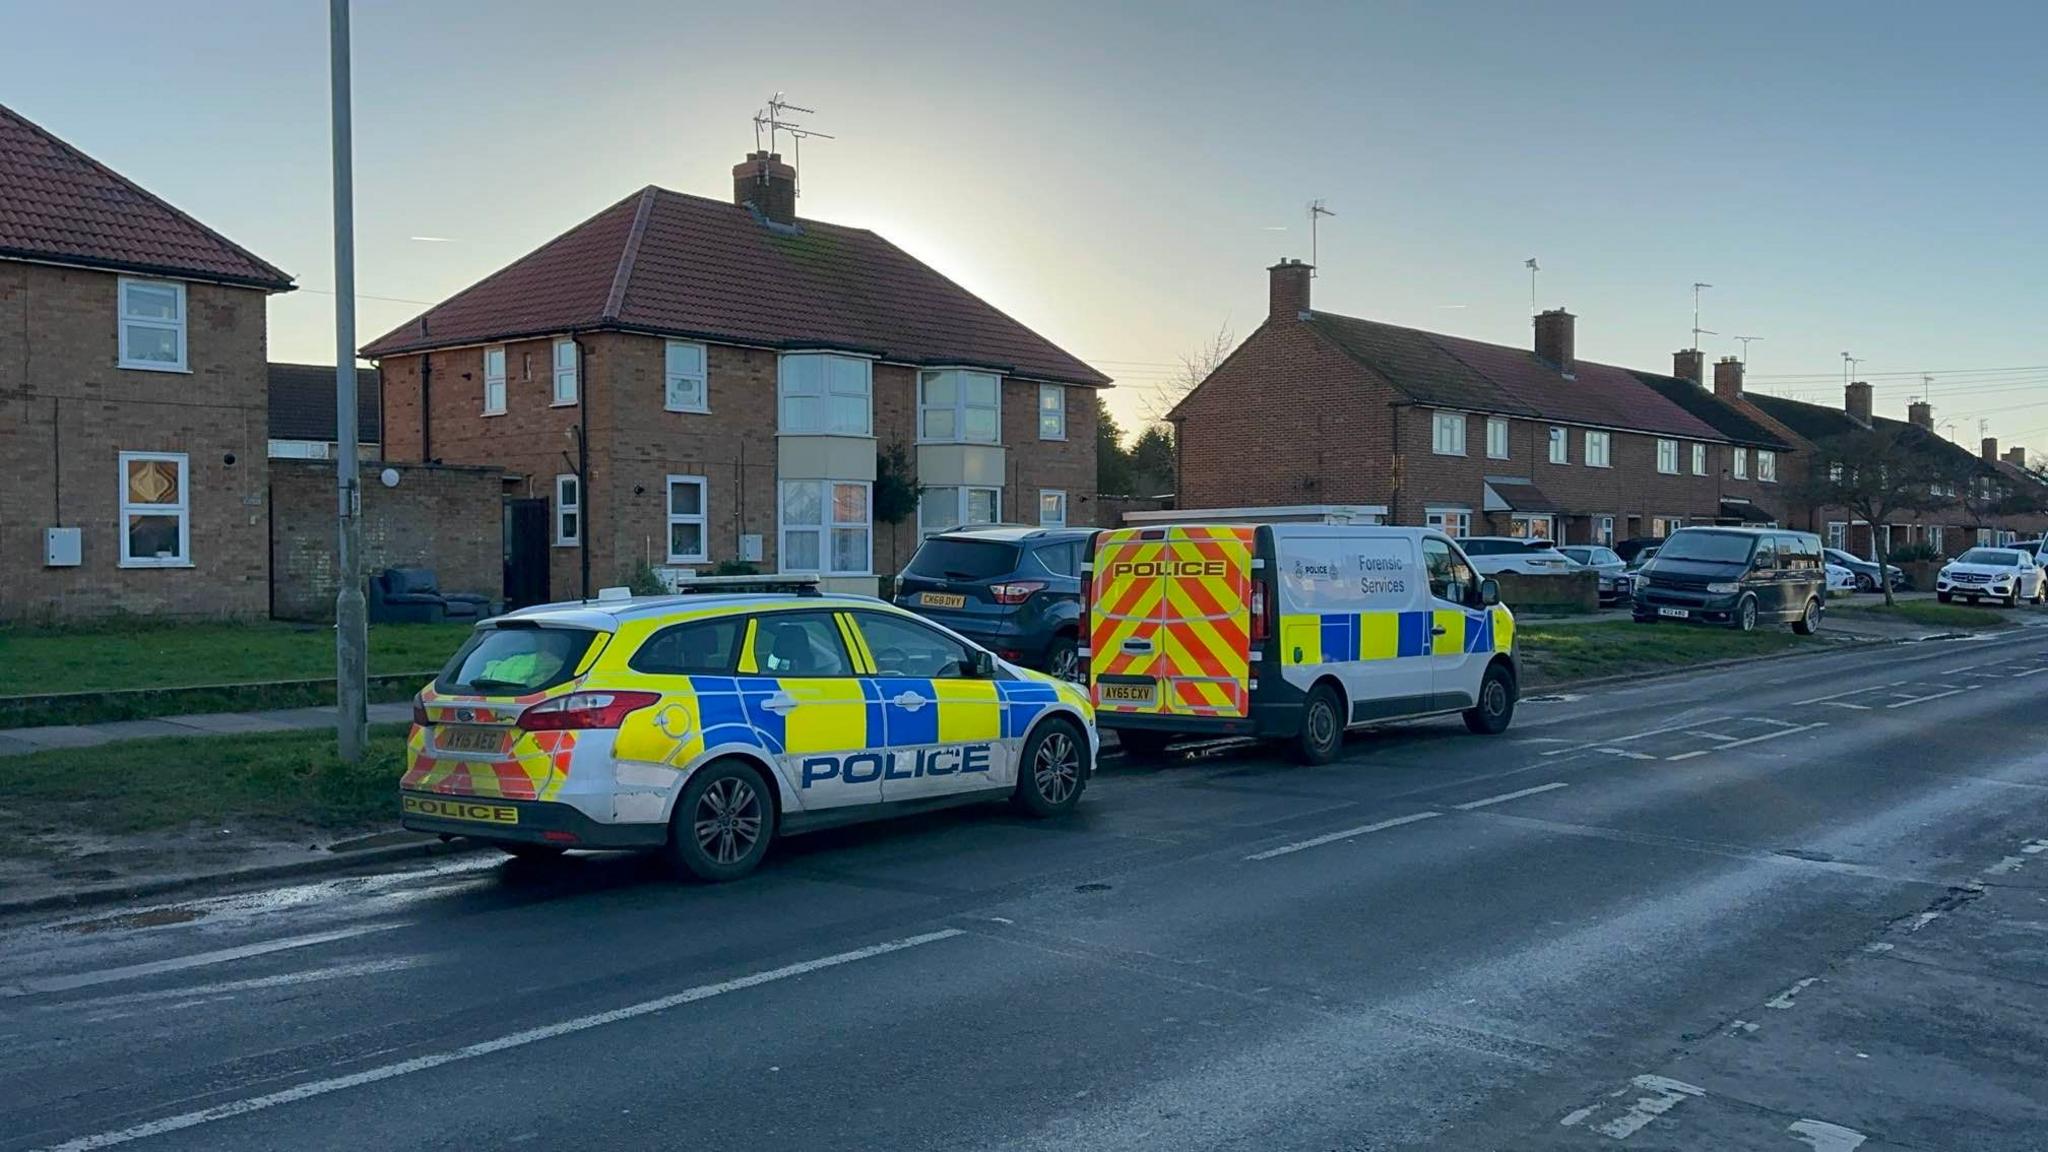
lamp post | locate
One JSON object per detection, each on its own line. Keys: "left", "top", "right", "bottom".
{"left": 330, "top": 0, "right": 367, "bottom": 760}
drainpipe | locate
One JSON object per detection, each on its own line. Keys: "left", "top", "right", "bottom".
{"left": 419, "top": 353, "right": 432, "bottom": 461}
{"left": 572, "top": 336, "right": 591, "bottom": 599}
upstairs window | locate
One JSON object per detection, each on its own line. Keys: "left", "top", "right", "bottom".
{"left": 1431, "top": 411, "right": 1466, "bottom": 456}
{"left": 1547, "top": 426, "right": 1568, "bottom": 464}
{"left": 1732, "top": 447, "right": 1749, "bottom": 479}
{"left": 1486, "top": 417, "right": 1509, "bottom": 460}
{"left": 1583, "top": 430, "right": 1612, "bottom": 468}
{"left": 780, "top": 353, "right": 872, "bottom": 435}
{"left": 552, "top": 338, "right": 578, "bottom": 405}
{"left": 118, "top": 278, "right": 187, "bottom": 371}
{"left": 1039, "top": 384, "right": 1067, "bottom": 440}
{"left": 1691, "top": 443, "right": 1707, "bottom": 475}
{"left": 918, "top": 370, "right": 1000, "bottom": 443}
{"left": 664, "top": 341, "right": 708, "bottom": 412}
{"left": 1656, "top": 439, "right": 1679, "bottom": 474}
{"left": 666, "top": 475, "right": 708, "bottom": 563}
{"left": 483, "top": 346, "right": 507, "bottom": 414}
{"left": 1758, "top": 450, "right": 1777, "bottom": 482}
{"left": 118, "top": 451, "right": 190, "bottom": 566}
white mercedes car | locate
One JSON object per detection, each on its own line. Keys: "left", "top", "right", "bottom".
{"left": 1825, "top": 563, "right": 1857, "bottom": 594}
{"left": 1935, "top": 547, "right": 2046, "bottom": 607}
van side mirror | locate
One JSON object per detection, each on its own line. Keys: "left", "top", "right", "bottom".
{"left": 1478, "top": 578, "right": 1500, "bottom": 607}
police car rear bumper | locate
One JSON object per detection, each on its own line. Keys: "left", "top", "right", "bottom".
{"left": 399, "top": 791, "right": 668, "bottom": 850}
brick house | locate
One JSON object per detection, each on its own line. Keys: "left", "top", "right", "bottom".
{"left": 1169, "top": 261, "right": 1792, "bottom": 545}
{"left": 363, "top": 151, "right": 1108, "bottom": 599}
{"left": 0, "top": 104, "right": 294, "bottom": 622}
{"left": 267, "top": 362, "right": 380, "bottom": 460}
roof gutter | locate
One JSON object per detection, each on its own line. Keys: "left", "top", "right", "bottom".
{"left": 0, "top": 249, "right": 296, "bottom": 293}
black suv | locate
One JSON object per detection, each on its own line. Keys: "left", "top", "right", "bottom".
{"left": 1631, "top": 526, "right": 1827, "bottom": 633}
{"left": 893, "top": 526, "right": 1095, "bottom": 679}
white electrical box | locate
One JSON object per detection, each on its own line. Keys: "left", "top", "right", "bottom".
{"left": 739, "top": 534, "right": 764, "bottom": 563}
{"left": 45, "top": 527, "right": 82, "bottom": 567}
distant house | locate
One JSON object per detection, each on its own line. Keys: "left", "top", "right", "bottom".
{"left": 0, "top": 103, "right": 294, "bottom": 621}
{"left": 268, "top": 362, "right": 381, "bottom": 460}
{"left": 363, "top": 150, "right": 1109, "bottom": 598}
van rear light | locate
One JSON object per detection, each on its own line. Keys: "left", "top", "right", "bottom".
{"left": 989, "top": 580, "right": 1048, "bottom": 605}
{"left": 517, "top": 691, "right": 661, "bottom": 731}
{"left": 1250, "top": 579, "right": 1271, "bottom": 643}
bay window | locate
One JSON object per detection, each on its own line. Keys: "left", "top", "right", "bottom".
{"left": 781, "top": 480, "right": 871, "bottom": 574}
{"left": 918, "top": 370, "right": 1000, "bottom": 443}
{"left": 779, "top": 353, "right": 872, "bottom": 435}
{"left": 918, "top": 486, "right": 1001, "bottom": 537}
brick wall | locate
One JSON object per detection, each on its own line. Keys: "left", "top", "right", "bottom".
{"left": 0, "top": 261, "right": 270, "bottom": 622}
{"left": 269, "top": 458, "right": 502, "bottom": 620}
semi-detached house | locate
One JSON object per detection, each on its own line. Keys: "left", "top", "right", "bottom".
{"left": 364, "top": 150, "right": 1109, "bottom": 599}
{"left": 1170, "top": 261, "right": 1792, "bottom": 544}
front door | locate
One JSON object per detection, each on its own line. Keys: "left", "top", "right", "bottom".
{"left": 503, "top": 498, "right": 550, "bottom": 609}
{"left": 744, "top": 611, "right": 878, "bottom": 811}
{"left": 850, "top": 611, "right": 1006, "bottom": 802}
{"left": 1422, "top": 537, "right": 1485, "bottom": 711}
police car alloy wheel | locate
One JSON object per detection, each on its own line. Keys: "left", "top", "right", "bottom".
{"left": 1015, "top": 718, "right": 1087, "bottom": 817}
{"left": 669, "top": 758, "right": 773, "bottom": 882}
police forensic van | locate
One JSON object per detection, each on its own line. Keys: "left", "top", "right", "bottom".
{"left": 399, "top": 580, "right": 1096, "bottom": 881}
{"left": 1084, "top": 524, "right": 1517, "bottom": 764}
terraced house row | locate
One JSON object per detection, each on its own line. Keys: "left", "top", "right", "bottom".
{"left": 1171, "top": 260, "right": 2048, "bottom": 553}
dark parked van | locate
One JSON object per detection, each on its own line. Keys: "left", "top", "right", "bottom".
{"left": 1630, "top": 527, "right": 1827, "bottom": 634}
{"left": 894, "top": 526, "right": 1095, "bottom": 679}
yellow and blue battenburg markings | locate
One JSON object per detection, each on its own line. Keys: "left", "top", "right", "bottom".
{"left": 1283, "top": 607, "right": 1513, "bottom": 666}
{"left": 674, "top": 674, "right": 1062, "bottom": 756}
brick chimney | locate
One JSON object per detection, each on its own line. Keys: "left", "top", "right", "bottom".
{"left": 1712, "top": 356, "right": 1743, "bottom": 401}
{"left": 732, "top": 150, "right": 797, "bottom": 224}
{"left": 1268, "top": 259, "right": 1312, "bottom": 319}
{"left": 1907, "top": 400, "right": 1933, "bottom": 430}
{"left": 2007, "top": 446, "right": 2028, "bottom": 467}
{"left": 1845, "top": 381, "right": 1873, "bottom": 426}
{"left": 1673, "top": 349, "right": 1704, "bottom": 386}
{"left": 1533, "top": 309, "right": 1575, "bottom": 376}
{"left": 1982, "top": 436, "right": 1999, "bottom": 463}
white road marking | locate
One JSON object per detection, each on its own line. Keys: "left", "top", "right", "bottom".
{"left": 1595, "top": 747, "right": 1660, "bottom": 760}
{"left": 0, "top": 924, "right": 403, "bottom": 999}
{"left": 1589, "top": 1075, "right": 1706, "bottom": 1139}
{"left": 1685, "top": 731, "right": 1740, "bottom": 742}
{"left": 30, "top": 929, "right": 966, "bottom": 1152}
{"left": 1751, "top": 717, "right": 1803, "bottom": 728}
{"left": 1864, "top": 942, "right": 1894, "bottom": 953}
{"left": 1666, "top": 722, "right": 1827, "bottom": 761}
{"left": 1885, "top": 687, "right": 1969, "bottom": 709}
{"left": 55, "top": 958, "right": 423, "bottom": 1012}
{"left": 2024, "top": 840, "right": 2048, "bottom": 855}
{"left": 1541, "top": 717, "right": 1732, "bottom": 756}
{"left": 1793, "top": 682, "right": 1902, "bottom": 706}
{"left": 1821, "top": 701, "right": 1872, "bottom": 710}
{"left": 1728, "top": 1018, "right": 1760, "bottom": 1034}
{"left": 1907, "top": 911, "right": 1942, "bottom": 932}
{"left": 1986, "top": 856, "right": 2027, "bottom": 876}
{"left": 2015, "top": 665, "right": 2048, "bottom": 678}
{"left": 1244, "top": 812, "right": 1441, "bottom": 861}
{"left": 1788, "top": 1118, "right": 1868, "bottom": 1151}
{"left": 1557, "top": 1106, "right": 1598, "bottom": 1127}
{"left": 1765, "top": 976, "right": 1819, "bottom": 1009}
{"left": 1454, "top": 782, "right": 1569, "bottom": 811}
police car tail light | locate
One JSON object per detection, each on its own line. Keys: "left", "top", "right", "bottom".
{"left": 517, "top": 691, "right": 661, "bottom": 731}
{"left": 990, "top": 580, "right": 1047, "bottom": 605}
{"left": 412, "top": 700, "right": 431, "bottom": 727}
{"left": 1250, "top": 578, "right": 1270, "bottom": 643}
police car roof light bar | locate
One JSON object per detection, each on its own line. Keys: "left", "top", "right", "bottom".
{"left": 672, "top": 575, "right": 823, "bottom": 597}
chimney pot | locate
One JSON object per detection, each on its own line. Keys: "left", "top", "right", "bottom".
{"left": 1982, "top": 436, "right": 2000, "bottom": 463}
{"left": 2005, "top": 446, "right": 2027, "bottom": 466}
{"left": 732, "top": 149, "right": 797, "bottom": 224}
{"left": 1712, "top": 355, "right": 1743, "bottom": 401}
{"left": 1672, "top": 349, "right": 1704, "bottom": 386}
{"left": 1268, "top": 259, "right": 1313, "bottom": 320}
{"left": 1533, "top": 309, "right": 1575, "bottom": 376}
{"left": 1907, "top": 400, "right": 1933, "bottom": 430}
{"left": 1845, "top": 381, "right": 1873, "bottom": 426}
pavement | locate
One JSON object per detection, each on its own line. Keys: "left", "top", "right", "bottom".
{"left": 0, "top": 701, "right": 414, "bottom": 758}
{"left": 3, "top": 627, "right": 2047, "bottom": 1150}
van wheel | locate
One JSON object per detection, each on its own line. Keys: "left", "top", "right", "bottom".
{"left": 1463, "top": 662, "right": 1517, "bottom": 735}
{"left": 1733, "top": 595, "right": 1759, "bottom": 632}
{"left": 1793, "top": 597, "right": 1821, "bottom": 636}
{"left": 1014, "top": 718, "right": 1087, "bottom": 817}
{"left": 668, "top": 758, "right": 772, "bottom": 882}
{"left": 1291, "top": 682, "right": 1344, "bottom": 765}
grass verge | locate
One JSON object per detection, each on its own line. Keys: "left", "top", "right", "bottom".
{"left": 1519, "top": 621, "right": 1811, "bottom": 686}
{"left": 0, "top": 621, "right": 471, "bottom": 696}
{"left": 1830, "top": 601, "right": 2008, "bottom": 628}
{"left": 0, "top": 725, "right": 411, "bottom": 841}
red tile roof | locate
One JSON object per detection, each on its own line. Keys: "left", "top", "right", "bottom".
{"left": 0, "top": 103, "right": 292, "bottom": 290}
{"left": 362, "top": 186, "right": 1110, "bottom": 387}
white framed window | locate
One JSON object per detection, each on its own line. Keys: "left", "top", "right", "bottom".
{"left": 1827, "top": 521, "right": 1847, "bottom": 551}
{"left": 917, "top": 486, "right": 1001, "bottom": 538}
{"left": 1039, "top": 488, "right": 1068, "bottom": 527}
{"left": 1547, "top": 426, "right": 1568, "bottom": 464}
{"left": 1431, "top": 411, "right": 1466, "bottom": 456}
{"left": 1656, "top": 438, "right": 1679, "bottom": 474}
{"left": 117, "top": 278, "right": 187, "bottom": 372}
{"left": 1424, "top": 506, "right": 1472, "bottom": 537}
{"left": 483, "top": 345, "right": 507, "bottom": 415}
{"left": 663, "top": 340, "right": 708, "bottom": 412}
{"left": 781, "top": 479, "right": 871, "bottom": 574}
{"left": 779, "top": 353, "right": 872, "bottom": 435}
{"left": 1757, "top": 450, "right": 1777, "bottom": 482}
{"left": 1652, "top": 515, "right": 1683, "bottom": 538}
{"left": 1691, "top": 443, "right": 1707, "bottom": 476}
{"left": 1583, "top": 430, "right": 1611, "bottom": 468}
{"left": 117, "top": 451, "right": 190, "bottom": 567}
{"left": 1928, "top": 524, "right": 1945, "bottom": 558}
{"left": 551, "top": 338, "right": 578, "bottom": 405}
{"left": 1731, "top": 447, "right": 1749, "bottom": 479}
{"left": 553, "top": 474, "right": 580, "bottom": 546}
{"left": 1486, "top": 417, "right": 1509, "bottom": 460}
{"left": 1509, "top": 514, "right": 1554, "bottom": 540}
{"left": 1039, "top": 384, "right": 1067, "bottom": 440}
{"left": 1828, "top": 462, "right": 1844, "bottom": 483}
{"left": 1597, "top": 515, "right": 1616, "bottom": 546}
{"left": 665, "top": 475, "right": 708, "bottom": 563}
{"left": 918, "top": 370, "right": 1001, "bottom": 443}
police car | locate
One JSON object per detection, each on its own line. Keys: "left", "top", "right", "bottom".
{"left": 399, "top": 578, "right": 1096, "bottom": 881}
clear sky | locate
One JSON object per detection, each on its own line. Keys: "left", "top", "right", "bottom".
{"left": 6, "top": 0, "right": 2046, "bottom": 453}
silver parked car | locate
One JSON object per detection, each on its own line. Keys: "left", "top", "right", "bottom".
{"left": 1559, "top": 544, "right": 1631, "bottom": 603}
{"left": 1457, "top": 536, "right": 1576, "bottom": 576}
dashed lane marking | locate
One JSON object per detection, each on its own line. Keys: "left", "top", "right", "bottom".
{"left": 1243, "top": 812, "right": 1442, "bottom": 861}
{"left": 1765, "top": 976, "right": 1819, "bottom": 1009}
{"left": 1794, "top": 682, "right": 1904, "bottom": 706}
{"left": 1788, "top": 1118, "right": 1868, "bottom": 1151}
{"left": 1453, "top": 782, "right": 1570, "bottom": 811}
{"left": 1885, "top": 686, "right": 1971, "bottom": 709}
{"left": 1557, "top": 1074, "right": 1707, "bottom": 1139}
{"left": 1540, "top": 717, "right": 1734, "bottom": 756}
{"left": 0, "top": 924, "right": 405, "bottom": 999}
{"left": 1665, "top": 722, "right": 1827, "bottom": 762}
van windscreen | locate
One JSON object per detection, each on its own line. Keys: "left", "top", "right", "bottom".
{"left": 1657, "top": 533, "right": 1756, "bottom": 564}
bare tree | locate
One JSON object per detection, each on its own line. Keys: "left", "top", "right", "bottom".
{"left": 1143, "top": 324, "right": 1237, "bottom": 424}
{"left": 1794, "top": 427, "right": 1955, "bottom": 606}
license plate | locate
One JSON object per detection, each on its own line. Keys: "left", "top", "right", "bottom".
{"left": 1658, "top": 607, "right": 1690, "bottom": 619}
{"left": 438, "top": 725, "right": 506, "bottom": 754}
{"left": 1100, "top": 682, "right": 1156, "bottom": 705}
{"left": 920, "top": 592, "right": 967, "bottom": 609}
{"left": 402, "top": 795, "right": 520, "bottom": 825}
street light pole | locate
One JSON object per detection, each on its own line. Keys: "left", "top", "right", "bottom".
{"left": 330, "top": 0, "right": 368, "bottom": 760}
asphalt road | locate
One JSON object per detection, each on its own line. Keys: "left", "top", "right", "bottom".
{"left": 5, "top": 625, "right": 2048, "bottom": 1152}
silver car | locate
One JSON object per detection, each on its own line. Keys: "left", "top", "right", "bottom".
{"left": 1559, "top": 544, "right": 1631, "bottom": 603}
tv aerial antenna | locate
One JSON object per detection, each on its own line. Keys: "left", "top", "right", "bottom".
{"left": 1307, "top": 200, "right": 1336, "bottom": 275}
{"left": 753, "top": 94, "right": 834, "bottom": 199}
{"left": 1691, "top": 282, "right": 1713, "bottom": 350}
{"left": 1524, "top": 258, "right": 1540, "bottom": 315}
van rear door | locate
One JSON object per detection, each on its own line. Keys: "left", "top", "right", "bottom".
{"left": 1088, "top": 525, "right": 1255, "bottom": 720}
